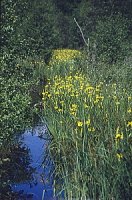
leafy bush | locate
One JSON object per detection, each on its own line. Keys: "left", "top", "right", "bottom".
{"left": 0, "top": 54, "right": 38, "bottom": 146}
{"left": 93, "top": 14, "right": 129, "bottom": 63}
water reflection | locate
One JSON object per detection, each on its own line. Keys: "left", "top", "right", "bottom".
{"left": 0, "top": 125, "right": 58, "bottom": 200}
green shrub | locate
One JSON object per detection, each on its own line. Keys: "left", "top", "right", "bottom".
{"left": 0, "top": 54, "right": 38, "bottom": 146}
{"left": 93, "top": 14, "right": 129, "bottom": 63}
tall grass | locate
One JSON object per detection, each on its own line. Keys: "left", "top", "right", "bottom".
{"left": 42, "top": 49, "right": 132, "bottom": 199}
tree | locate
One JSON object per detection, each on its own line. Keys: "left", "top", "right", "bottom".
{"left": 21, "top": 0, "right": 60, "bottom": 61}
{"left": 93, "top": 14, "right": 129, "bottom": 63}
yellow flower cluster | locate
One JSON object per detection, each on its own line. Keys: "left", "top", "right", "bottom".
{"left": 50, "top": 49, "right": 81, "bottom": 64}
{"left": 42, "top": 73, "right": 131, "bottom": 119}
{"left": 42, "top": 73, "right": 104, "bottom": 112}
{"left": 42, "top": 71, "right": 131, "bottom": 161}
{"left": 127, "top": 121, "right": 132, "bottom": 127}
{"left": 42, "top": 73, "right": 104, "bottom": 133}
{"left": 116, "top": 153, "right": 123, "bottom": 161}
{"left": 77, "top": 121, "right": 83, "bottom": 127}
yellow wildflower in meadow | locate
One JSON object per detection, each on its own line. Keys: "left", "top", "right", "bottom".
{"left": 116, "top": 153, "right": 123, "bottom": 161}
{"left": 128, "top": 96, "right": 131, "bottom": 101}
{"left": 85, "top": 119, "right": 90, "bottom": 126}
{"left": 70, "top": 104, "right": 78, "bottom": 116}
{"left": 77, "top": 121, "right": 83, "bottom": 127}
{"left": 88, "top": 127, "right": 95, "bottom": 132}
{"left": 127, "top": 108, "right": 131, "bottom": 113}
{"left": 115, "top": 133, "right": 123, "bottom": 140}
{"left": 127, "top": 121, "right": 132, "bottom": 128}
{"left": 115, "top": 127, "right": 123, "bottom": 140}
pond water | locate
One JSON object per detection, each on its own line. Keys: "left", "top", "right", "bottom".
{"left": 1, "top": 125, "right": 63, "bottom": 200}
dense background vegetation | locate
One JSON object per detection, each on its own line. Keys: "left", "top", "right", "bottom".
{"left": 1, "top": 0, "right": 132, "bottom": 199}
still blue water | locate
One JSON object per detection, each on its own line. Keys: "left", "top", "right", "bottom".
{"left": 11, "top": 125, "right": 59, "bottom": 200}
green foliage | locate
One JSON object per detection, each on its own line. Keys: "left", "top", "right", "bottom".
{"left": 93, "top": 14, "right": 129, "bottom": 63}
{"left": 71, "top": 0, "right": 95, "bottom": 48}
{"left": 21, "top": 0, "right": 60, "bottom": 61}
{"left": 1, "top": 0, "right": 33, "bottom": 146}
{"left": 59, "top": 0, "right": 131, "bottom": 54}
{"left": 0, "top": 54, "right": 38, "bottom": 146}
{"left": 1, "top": 0, "right": 60, "bottom": 59}
{"left": 1, "top": 0, "right": 58, "bottom": 146}
{"left": 1, "top": 0, "right": 30, "bottom": 55}
{"left": 1, "top": 0, "right": 17, "bottom": 48}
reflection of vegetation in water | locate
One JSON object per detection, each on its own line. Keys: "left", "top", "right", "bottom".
{"left": 0, "top": 142, "right": 36, "bottom": 199}
{"left": 42, "top": 149, "right": 64, "bottom": 199}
